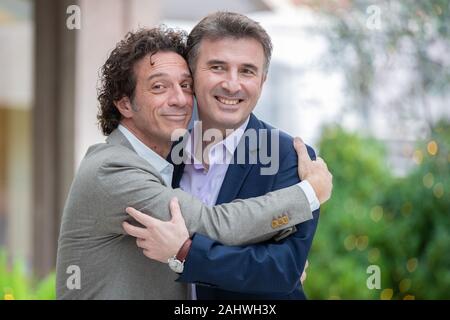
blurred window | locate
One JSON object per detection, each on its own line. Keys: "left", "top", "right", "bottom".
{"left": 0, "top": 0, "right": 33, "bottom": 261}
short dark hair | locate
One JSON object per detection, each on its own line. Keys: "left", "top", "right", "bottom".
{"left": 186, "top": 11, "right": 273, "bottom": 76}
{"left": 97, "top": 26, "right": 187, "bottom": 135}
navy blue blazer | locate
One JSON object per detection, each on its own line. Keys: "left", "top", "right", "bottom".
{"left": 173, "top": 113, "right": 320, "bottom": 299}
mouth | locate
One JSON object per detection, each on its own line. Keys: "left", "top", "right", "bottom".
{"left": 215, "top": 96, "right": 244, "bottom": 107}
{"left": 163, "top": 114, "right": 188, "bottom": 122}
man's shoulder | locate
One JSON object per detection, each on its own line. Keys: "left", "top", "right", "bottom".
{"left": 78, "top": 140, "right": 153, "bottom": 177}
{"left": 249, "top": 114, "right": 316, "bottom": 161}
{"left": 83, "top": 141, "right": 133, "bottom": 164}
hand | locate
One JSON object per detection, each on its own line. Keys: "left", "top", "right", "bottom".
{"left": 300, "top": 260, "right": 309, "bottom": 285}
{"left": 294, "top": 137, "right": 333, "bottom": 204}
{"left": 122, "top": 197, "right": 189, "bottom": 263}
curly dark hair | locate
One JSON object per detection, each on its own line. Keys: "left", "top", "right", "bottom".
{"left": 97, "top": 26, "right": 188, "bottom": 135}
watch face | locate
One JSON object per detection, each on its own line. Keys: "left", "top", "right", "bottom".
{"left": 168, "top": 257, "right": 184, "bottom": 273}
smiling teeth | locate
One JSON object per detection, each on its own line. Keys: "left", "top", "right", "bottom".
{"left": 217, "top": 97, "right": 239, "bottom": 105}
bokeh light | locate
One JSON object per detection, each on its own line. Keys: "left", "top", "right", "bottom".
{"left": 423, "top": 173, "right": 434, "bottom": 188}
{"left": 433, "top": 183, "right": 444, "bottom": 198}
{"left": 413, "top": 150, "right": 423, "bottom": 164}
{"left": 370, "top": 206, "right": 384, "bottom": 222}
{"left": 356, "top": 236, "right": 369, "bottom": 251}
{"left": 344, "top": 235, "right": 357, "bottom": 251}
{"left": 407, "top": 258, "right": 418, "bottom": 273}
{"left": 380, "top": 288, "right": 394, "bottom": 300}
{"left": 427, "top": 140, "right": 438, "bottom": 156}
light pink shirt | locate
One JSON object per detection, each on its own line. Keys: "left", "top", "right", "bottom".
{"left": 180, "top": 117, "right": 250, "bottom": 206}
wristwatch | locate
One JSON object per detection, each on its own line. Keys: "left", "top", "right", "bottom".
{"left": 168, "top": 238, "right": 192, "bottom": 274}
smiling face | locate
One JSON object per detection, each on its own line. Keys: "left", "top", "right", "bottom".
{"left": 193, "top": 37, "right": 266, "bottom": 132}
{"left": 117, "top": 51, "right": 194, "bottom": 152}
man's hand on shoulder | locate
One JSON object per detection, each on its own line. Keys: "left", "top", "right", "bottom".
{"left": 294, "top": 137, "right": 333, "bottom": 204}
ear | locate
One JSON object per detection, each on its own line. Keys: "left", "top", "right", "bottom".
{"left": 114, "top": 96, "right": 134, "bottom": 119}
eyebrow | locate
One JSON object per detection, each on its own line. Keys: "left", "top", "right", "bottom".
{"left": 206, "top": 60, "right": 259, "bottom": 72}
{"left": 206, "top": 59, "right": 226, "bottom": 66}
{"left": 241, "top": 63, "right": 259, "bottom": 72}
{"left": 147, "top": 72, "right": 192, "bottom": 82}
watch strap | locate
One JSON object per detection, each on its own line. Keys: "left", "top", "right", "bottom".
{"left": 176, "top": 238, "right": 192, "bottom": 262}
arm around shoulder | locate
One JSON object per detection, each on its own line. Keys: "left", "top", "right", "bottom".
{"left": 96, "top": 158, "right": 312, "bottom": 245}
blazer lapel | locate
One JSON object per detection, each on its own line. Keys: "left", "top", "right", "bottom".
{"left": 215, "top": 114, "right": 261, "bottom": 205}
{"left": 171, "top": 162, "right": 185, "bottom": 188}
{"left": 168, "top": 132, "right": 190, "bottom": 188}
{"left": 216, "top": 160, "right": 252, "bottom": 205}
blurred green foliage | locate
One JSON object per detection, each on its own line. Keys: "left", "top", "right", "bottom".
{"left": 305, "top": 0, "right": 449, "bottom": 299}
{"left": 0, "top": 250, "right": 55, "bottom": 300}
{"left": 305, "top": 121, "right": 450, "bottom": 299}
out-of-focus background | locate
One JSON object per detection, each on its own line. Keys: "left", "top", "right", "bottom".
{"left": 0, "top": 0, "right": 448, "bottom": 300}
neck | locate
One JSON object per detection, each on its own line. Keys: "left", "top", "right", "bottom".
{"left": 200, "top": 121, "right": 238, "bottom": 145}
{"left": 121, "top": 122, "right": 172, "bottom": 158}
{"left": 197, "top": 119, "right": 246, "bottom": 169}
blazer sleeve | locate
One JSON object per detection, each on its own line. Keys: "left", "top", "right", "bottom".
{"left": 95, "top": 151, "right": 312, "bottom": 246}
{"left": 177, "top": 145, "right": 320, "bottom": 293}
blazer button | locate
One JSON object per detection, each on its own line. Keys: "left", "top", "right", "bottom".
{"left": 271, "top": 219, "right": 279, "bottom": 229}
{"left": 282, "top": 215, "right": 289, "bottom": 225}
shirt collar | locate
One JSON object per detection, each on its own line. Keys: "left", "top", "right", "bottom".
{"left": 221, "top": 116, "right": 250, "bottom": 154}
{"left": 118, "top": 124, "right": 173, "bottom": 186}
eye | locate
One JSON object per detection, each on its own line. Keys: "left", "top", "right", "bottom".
{"left": 151, "top": 83, "right": 166, "bottom": 92}
{"left": 181, "top": 82, "right": 193, "bottom": 92}
{"left": 241, "top": 68, "right": 256, "bottom": 76}
{"left": 210, "top": 65, "right": 225, "bottom": 71}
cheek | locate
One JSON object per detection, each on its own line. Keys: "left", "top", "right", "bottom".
{"left": 247, "top": 83, "right": 262, "bottom": 101}
{"left": 186, "top": 94, "right": 194, "bottom": 108}
{"left": 149, "top": 97, "right": 166, "bottom": 116}
{"left": 199, "top": 74, "right": 220, "bottom": 95}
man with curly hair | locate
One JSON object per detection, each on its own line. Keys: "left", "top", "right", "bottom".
{"left": 55, "top": 25, "right": 332, "bottom": 299}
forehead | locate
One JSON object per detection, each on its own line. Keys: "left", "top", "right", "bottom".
{"left": 197, "top": 37, "right": 265, "bottom": 65}
{"left": 134, "top": 51, "right": 190, "bottom": 79}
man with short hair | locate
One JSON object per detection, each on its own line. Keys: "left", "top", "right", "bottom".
{"left": 126, "top": 12, "right": 329, "bottom": 299}
{"left": 56, "top": 26, "right": 332, "bottom": 299}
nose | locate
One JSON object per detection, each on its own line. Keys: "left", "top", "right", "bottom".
{"left": 168, "top": 85, "right": 189, "bottom": 108}
{"left": 221, "top": 71, "right": 241, "bottom": 94}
